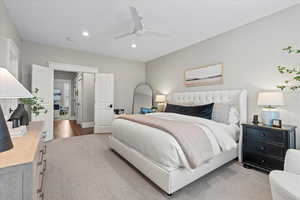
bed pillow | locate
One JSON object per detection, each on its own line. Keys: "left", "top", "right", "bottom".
{"left": 164, "top": 103, "right": 214, "bottom": 119}
{"left": 212, "top": 103, "right": 240, "bottom": 126}
{"left": 212, "top": 103, "right": 231, "bottom": 124}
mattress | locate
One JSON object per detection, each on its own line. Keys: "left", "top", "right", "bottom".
{"left": 112, "top": 113, "right": 238, "bottom": 170}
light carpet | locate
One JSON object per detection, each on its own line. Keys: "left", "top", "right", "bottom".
{"left": 44, "top": 134, "right": 272, "bottom": 200}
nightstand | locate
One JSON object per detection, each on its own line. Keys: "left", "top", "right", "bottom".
{"left": 242, "top": 123, "right": 296, "bottom": 172}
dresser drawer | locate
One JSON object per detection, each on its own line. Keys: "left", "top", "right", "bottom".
{"left": 244, "top": 141, "right": 285, "bottom": 158}
{"left": 245, "top": 127, "right": 284, "bottom": 143}
{"left": 244, "top": 152, "right": 284, "bottom": 171}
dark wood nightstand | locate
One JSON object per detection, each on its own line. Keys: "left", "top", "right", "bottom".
{"left": 242, "top": 123, "right": 296, "bottom": 172}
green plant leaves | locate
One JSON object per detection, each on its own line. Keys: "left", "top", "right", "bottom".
{"left": 19, "top": 88, "right": 48, "bottom": 116}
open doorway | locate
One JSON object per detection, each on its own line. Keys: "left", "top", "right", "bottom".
{"left": 32, "top": 62, "right": 114, "bottom": 141}
{"left": 53, "top": 70, "right": 95, "bottom": 139}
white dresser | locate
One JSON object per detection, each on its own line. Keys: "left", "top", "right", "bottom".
{"left": 0, "top": 121, "right": 46, "bottom": 200}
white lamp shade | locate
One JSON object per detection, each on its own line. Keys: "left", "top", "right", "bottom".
{"left": 257, "top": 91, "right": 285, "bottom": 107}
{"left": 155, "top": 95, "right": 166, "bottom": 103}
{"left": 0, "top": 67, "right": 33, "bottom": 99}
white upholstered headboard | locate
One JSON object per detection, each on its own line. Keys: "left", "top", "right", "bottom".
{"left": 167, "top": 89, "right": 247, "bottom": 162}
{"left": 167, "top": 89, "right": 248, "bottom": 124}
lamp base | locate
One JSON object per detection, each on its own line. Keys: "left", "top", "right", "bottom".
{"left": 261, "top": 108, "right": 280, "bottom": 126}
{"left": 0, "top": 105, "right": 13, "bottom": 152}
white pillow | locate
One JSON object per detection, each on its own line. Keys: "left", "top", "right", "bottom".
{"left": 212, "top": 103, "right": 231, "bottom": 124}
{"left": 228, "top": 106, "right": 240, "bottom": 126}
{"left": 212, "top": 103, "right": 240, "bottom": 125}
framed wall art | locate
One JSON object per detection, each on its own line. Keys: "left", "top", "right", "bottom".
{"left": 184, "top": 63, "right": 223, "bottom": 87}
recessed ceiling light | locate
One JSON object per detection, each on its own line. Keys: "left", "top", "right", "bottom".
{"left": 66, "top": 37, "right": 73, "bottom": 42}
{"left": 131, "top": 44, "right": 137, "bottom": 48}
{"left": 82, "top": 31, "right": 89, "bottom": 37}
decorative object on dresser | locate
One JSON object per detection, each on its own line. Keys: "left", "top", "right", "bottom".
{"left": 184, "top": 63, "right": 223, "bottom": 87}
{"left": 20, "top": 88, "right": 48, "bottom": 117}
{"left": 242, "top": 123, "right": 296, "bottom": 172}
{"left": 257, "top": 91, "right": 284, "bottom": 126}
{"left": 132, "top": 83, "right": 153, "bottom": 114}
{"left": 155, "top": 94, "right": 166, "bottom": 112}
{"left": 0, "top": 121, "right": 46, "bottom": 200}
{"left": 0, "top": 67, "right": 33, "bottom": 152}
{"left": 8, "top": 104, "right": 29, "bottom": 128}
{"left": 252, "top": 114, "right": 259, "bottom": 124}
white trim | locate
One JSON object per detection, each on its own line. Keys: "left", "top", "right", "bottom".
{"left": 94, "top": 125, "right": 112, "bottom": 133}
{"left": 80, "top": 121, "right": 94, "bottom": 128}
{"left": 49, "top": 62, "right": 98, "bottom": 73}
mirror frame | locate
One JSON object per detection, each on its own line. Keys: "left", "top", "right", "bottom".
{"left": 132, "top": 83, "right": 153, "bottom": 114}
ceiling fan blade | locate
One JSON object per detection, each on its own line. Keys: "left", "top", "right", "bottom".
{"left": 143, "top": 29, "right": 169, "bottom": 37}
{"left": 114, "top": 32, "right": 133, "bottom": 40}
{"left": 129, "top": 6, "right": 143, "bottom": 31}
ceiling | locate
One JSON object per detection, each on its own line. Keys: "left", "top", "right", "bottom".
{"left": 4, "top": 0, "right": 299, "bottom": 62}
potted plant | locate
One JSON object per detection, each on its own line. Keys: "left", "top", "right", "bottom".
{"left": 277, "top": 46, "right": 300, "bottom": 91}
{"left": 19, "top": 88, "right": 48, "bottom": 117}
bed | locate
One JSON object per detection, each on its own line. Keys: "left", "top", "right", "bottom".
{"left": 109, "top": 89, "right": 247, "bottom": 195}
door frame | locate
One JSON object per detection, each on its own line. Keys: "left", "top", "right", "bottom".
{"left": 49, "top": 62, "right": 98, "bottom": 73}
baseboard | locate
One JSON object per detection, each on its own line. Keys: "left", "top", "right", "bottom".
{"left": 94, "top": 125, "right": 112, "bottom": 133}
{"left": 80, "top": 122, "right": 94, "bottom": 128}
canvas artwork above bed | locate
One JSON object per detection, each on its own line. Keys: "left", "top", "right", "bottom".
{"left": 184, "top": 63, "right": 223, "bottom": 87}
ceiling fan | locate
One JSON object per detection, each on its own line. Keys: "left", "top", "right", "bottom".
{"left": 115, "top": 6, "right": 169, "bottom": 40}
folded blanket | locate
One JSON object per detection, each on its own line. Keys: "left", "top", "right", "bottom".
{"left": 117, "top": 114, "right": 214, "bottom": 169}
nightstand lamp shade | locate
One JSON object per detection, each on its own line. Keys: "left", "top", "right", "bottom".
{"left": 0, "top": 67, "right": 33, "bottom": 153}
{"left": 155, "top": 95, "right": 166, "bottom": 103}
{"left": 257, "top": 92, "right": 285, "bottom": 126}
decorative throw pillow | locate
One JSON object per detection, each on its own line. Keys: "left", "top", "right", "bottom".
{"left": 164, "top": 103, "right": 214, "bottom": 119}
{"left": 212, "top": 103, "right": 231, "bottom": 124}
{"left": 212, "top": 103, "right": 240, "bottom": 126}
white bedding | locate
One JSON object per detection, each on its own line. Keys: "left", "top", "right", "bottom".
{"left": 112, "top": 113, "right": 238, "bottom": 170}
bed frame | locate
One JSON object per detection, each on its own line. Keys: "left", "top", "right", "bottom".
{"left": 109, "top": 89, "right": 247, "bottom": 195}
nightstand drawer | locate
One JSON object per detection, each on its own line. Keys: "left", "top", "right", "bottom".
{"left": 245, "top": 127, "right": 284, "bottom": 143}
{"left": 244, "top": 153, "right": 284, "bottom": 171}
{"left": 244, "top": 142, "right": 285, "bottom": 158}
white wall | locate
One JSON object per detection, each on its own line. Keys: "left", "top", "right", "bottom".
{"left": 146, "top": 5, "right": 300, "bottom": 146}
{"left": 21, "top": 40, "right": 146, "bottom": 113}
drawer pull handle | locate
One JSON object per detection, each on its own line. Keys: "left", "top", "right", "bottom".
{"left": 43, "top": 159, "right": 47, "bottom": 172}
{"left": 43, "top": 145, "right": 47, "bottom": 155}
{"left": 37, "top": 171, "right": 45, "bottom": 194}
{"left": 260, "top": 133, "right": 266, "bottom": 137}
{"left": 257, "top": 146, "right": 265, "bottom": 151}
{"left": 37, "top": 150, "right": 44, "bottom": 166}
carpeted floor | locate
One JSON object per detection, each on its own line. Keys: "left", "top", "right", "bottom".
{"left": 44, "top": 134, "right": 272, "bottom": 200}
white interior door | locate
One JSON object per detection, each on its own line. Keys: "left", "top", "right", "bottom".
{"left": 32, "top": 64, "right": 54, "bottom": 141}
{"left": 94, "top": 73, "right": 114, "bottom": 133}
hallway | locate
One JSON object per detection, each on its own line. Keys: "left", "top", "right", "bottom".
{"left": 54, "top": 120, "right": 93, "bottom": 139}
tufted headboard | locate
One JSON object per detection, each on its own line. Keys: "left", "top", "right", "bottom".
{"left": 166, "top": 89, "right": 248, "bottom": 124}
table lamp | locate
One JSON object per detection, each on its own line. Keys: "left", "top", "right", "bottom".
{"left": 257, "top": 91, "right": 285, "bottom": 126}
{"left": 0, "top": 67, "right": 33, "bottom": 152}
{"left": 155, "top": 94, "right": 166, "bottom": 112}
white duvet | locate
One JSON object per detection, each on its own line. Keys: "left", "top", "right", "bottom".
{"left": 112, "top": 113, "right": 238, "bottom": 170}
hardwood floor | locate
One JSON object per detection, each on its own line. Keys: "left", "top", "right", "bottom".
{"left": 54, "top": 120, "right": 94, "bottom": 139}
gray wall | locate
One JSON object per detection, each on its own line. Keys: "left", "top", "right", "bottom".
{"left": 21, "top": 40, "right": 146, "bottom": 113}
{"left": 146, "top": 5, "right": 300, "bottom": 146}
